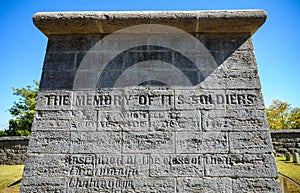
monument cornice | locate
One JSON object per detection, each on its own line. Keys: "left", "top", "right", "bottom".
{"left": 33, "top": 10, "right": 267, "bottom": 36}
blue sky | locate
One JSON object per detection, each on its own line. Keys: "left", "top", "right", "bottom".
{"left": 0, "top": 0, "right": 299, "bottom": 130}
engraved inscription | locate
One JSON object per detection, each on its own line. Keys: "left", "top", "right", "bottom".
{"left": 150, "top": 154, "right": 204, "bottom": 177}
{"left": 202, "top": 110, "right": 269, "bottom": 131}
{"left": 24, "top": 12, "right": 280, "bottom": 192}
{"left": 68, "top": 177, "right": 132, "bottom": 191}
{"left": 205, "top": 154, "right": 278, "bottom": 177}
{"left": 45, "top": 94, "right": 70, "bottom": 106}
{"left": 38, "top": 90, "right": 260, "bottom": 110}
{"left": 123, "top": 132, "right": 174, "bottom": 153}
{"left": 98, "top": 111, "right": 149, "bottom": 131}
{"left": 150, "top": 110, "right": 200, "bottom": 132}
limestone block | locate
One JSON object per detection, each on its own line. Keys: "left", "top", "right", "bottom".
{"left": 70, "top": 131, "right": 121, "bottom": 153}
{"left": 28, "top": 131, "right": 70, "bottom": 153}
{"left": 43, "top": 52, "right": 75, "bottom": 71}
{"left": 76, "top": 51, "right": 123, "bottom": 71}
{"left": 205, "top": 154, "right": 278, "bottom": 177}
{"left": 21, "top": 177, "right": 67, "bottom": 193}
{"left": 69, "top": 110, "right": 98, "bottom": 131}
{"left": 68, "top": 154, "right": 95, "bottom": 177}
{"left": 73, "top": 90, "right": 125, "bottom": 111}
{"left": 123, "top": 132, "right": 174, "bottom": 153}
{"left": 177, "top": 177, "right": 232, "bottom": 193}
{"left": 66, "top": 177, "right": 176, "bottom": 192}
{"left": 175, "top": 89, "right": 226, "bottom": 110}
{"left": 100, "top": 33, "right": 148, "bottom": 52}
{"left": 225, "top": 89, "right": 265, "bottom": 110}
{"left": 93, "top": 154, "right": 149, "bottom": 178}
{"left": 46, "top": 35, "right": 103, "bottom": 53}
{"left": 149, "top": 110, "right": 200, "bottom": 132}
{"left": 98, "top": 111, "right": 149, "bottom": 131}
{"left": 149, "top": 154, "right": 204, "bottom": 177}
{"left": 33, "top": 10, "right": 267, "bottom": 36}
{"left": 40, "top": 70, "right": 77, "bottom": 90}
{"left": 202, "top": 109, "right": 268, "bottom": 131}
{"left": 68, "top": 177, "right": 126, "bottom": 193}
{"left": 229, "top": 131, "right": 274, "bottom": 153}
{"left": 126, "top": 177, "right": 175, "bottom": 193}
{"left": 32, "top": 110, "right": 72, "bottom": 131}
{"left": 124, "top": 89, "right": 175, "bottom": 111}
{"left": 23, "top": 154, "right": 68, "bottom": 177}
{"left": 35, "top": 90, "right": 72, "bottom": 110}
{"left": 233, "top": 178, "right": 281, "bottom": 193}
{"left": 222, "top": 50, "right": 257, "bottom": 70}
{"left": 176, "top": 132, "right": 228, "bottom": 153}
{"left": 200, "top": 69, "right": 261, "bottom": 89}
{"left": 197, "top": 33, "right": 251, "bottom": 52}
{"left": 33, "top": 110, "right": 96, "bottom": 132}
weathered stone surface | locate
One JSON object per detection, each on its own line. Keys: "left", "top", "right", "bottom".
{"left": 123, "top": 132, "right": 174, "bottom": 153}
{"left": 98, "top": 111, "right": 149, "bottom": 131}
{"left": 149, "top": 110, "right": 200, "bottom": 132}
{"left": 21, "top": 177, "right": 67, "bottom": 193}
{"left": 174, "top": 89, "right": 226, "bottom": 110}
{"left": 93, "top": 154, "right": 148, "bottom": 177}
{"left": 205, "top": 154, "right": 278, "bottom": 178}
{"left": 176, "top": 132, "right": 228, "bottom": 153}
{"left": 202, "top": 109, "right": 269, "bottom": 131}
{"left": 43, "top": 52, "right": 76, "bottom": 71}
{"left": 197, "top": 33, "right": 252, "bottom": 52}
{"left": 35, "top": 90, "right": 72, "bottom": 110}
{"left": 125, "top": 89, "right": 175, "bottom": 111}
{"left": 22, "top": 10, "right": 280, "bottom": 193}
{"left": 150, "top": 154, "right": 203, "bottom": 177}
{"left": 229, "top": 131, "right": 274, "bottom": 153}
{"left": 271, "top": 129, "right": 300, "bottom": 155}
{"left": 23, "top": 154, "right": 68, "bottom": 177}
{"left": 33, "top": 10, "right": 267, "bottom": 36}
{"left": 32, "top": 110, "right": 72, "bottom": 131}
{"left": 28, "top": 131, "right": 70, "bottom": 153}
{"left": 0, "top": 136, "right": 29, "bottom": 165}
{"left": 177, "top": 177, "right": 232, "bottom": 193}
{"left": 46, "top": 35, "right": 103, "bottom": 53}
{"left": 199, "top": 68, "right": 261, "bottom": 90}
{"left": 70, "top": 132, "right": 122, "bottom": 153}
{"left": 233, "top": 178, "right": 281, "bottom": 193}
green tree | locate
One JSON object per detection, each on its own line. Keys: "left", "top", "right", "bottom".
{"left": 290, "top": 108, "right": 300, "bottom": 129}
{"left": 266, "top": 100, "right": 300, "bottom": 130}
{"left": 1, "top": 81, "right": 39, "bottom": 136}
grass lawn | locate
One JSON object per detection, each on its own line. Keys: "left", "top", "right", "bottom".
{"left": 0, "top": 159, "right": 299, "bottom": 193}
{"left": 276, "top": 156, "right": 300, "bottom": 193}
{"left": 0, "top": 165, "right": 23, "bottom": 193}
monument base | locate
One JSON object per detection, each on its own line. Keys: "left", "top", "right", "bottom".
{"left": 21, "top": 10, "right": 281, "bottom": 193}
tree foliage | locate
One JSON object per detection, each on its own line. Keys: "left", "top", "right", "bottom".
{"left": 1, "top": 81, "right": 38, "bottom": 136}
{"left": 266, "top": 100, "right": 300, "bottom": 130}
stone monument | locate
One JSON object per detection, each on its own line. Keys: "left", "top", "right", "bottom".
{"left": 21, "top": 10, "right": 281, "bottom": 192}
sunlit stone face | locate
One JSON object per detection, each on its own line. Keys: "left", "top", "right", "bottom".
{"left": 21, "top": 10, "right": 281, "bottom": 193}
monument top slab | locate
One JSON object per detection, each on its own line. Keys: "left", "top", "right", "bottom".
{"left": 33, "top": 10, "right": 267, "bottom": 36}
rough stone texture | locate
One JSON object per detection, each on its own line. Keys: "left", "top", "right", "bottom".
{"left": 2, "top": 132, "right": 297, "bottom": 166}
{"left": 21, "top": 10, "right": 281, "bottom": 192}
{"left": 0, "top": 136, "right": 29, "bottom": 165}
{"left": 33, "top": 10, "right": 267, "bottom": 36}
{"left": 233, "top": 178, "right": 281, "bottom": 193}
{"left": 271, "top": 130, "right": 300, "bottom": 155}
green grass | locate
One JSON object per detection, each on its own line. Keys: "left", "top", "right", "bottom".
{"left": 276, "top": 156, "right": 300, "bottom": 193}
{"left": 0, "top": 159, "right": 299, "bottom": 193}
{"left": 0, "top": 165, "right": 23, "bottom": 193}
